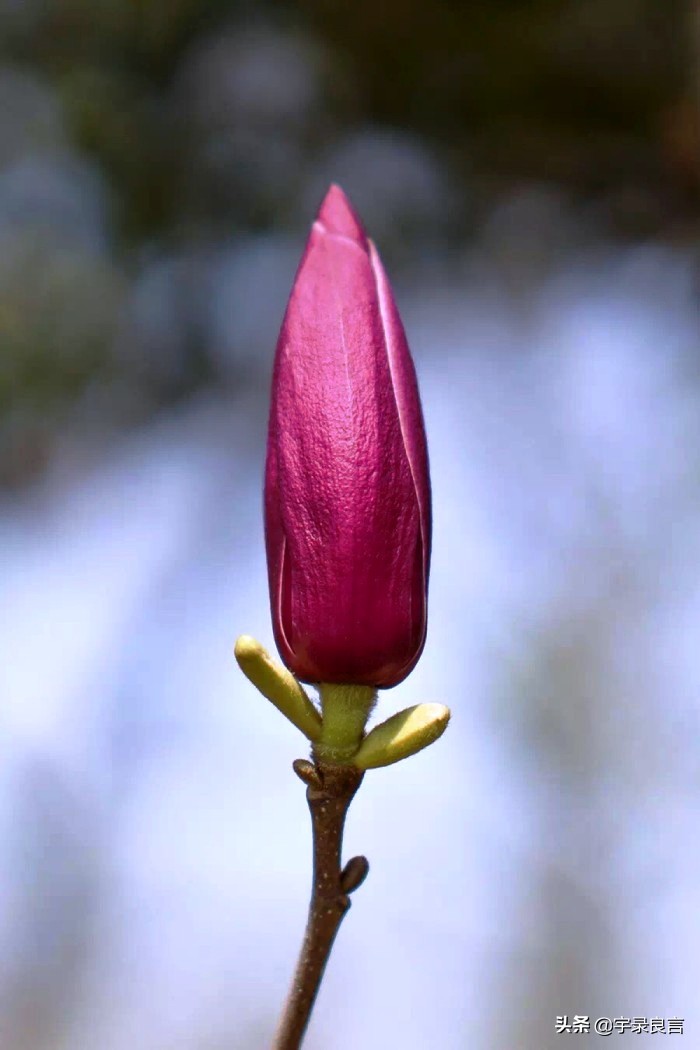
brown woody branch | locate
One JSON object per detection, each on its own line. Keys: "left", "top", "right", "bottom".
{"left": 272, "top": 760, "right": 368, "bottom": 1050}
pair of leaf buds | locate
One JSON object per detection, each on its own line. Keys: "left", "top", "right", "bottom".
{"left": 235, "top": 635, "right": 449, "bottom": 769}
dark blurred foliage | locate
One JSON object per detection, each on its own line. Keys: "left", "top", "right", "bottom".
{"left": 6, "top": 0, "right": 692, "bottom": 240}
{"left": 0, "top": 0, "right": 695, "bottom": 487}
{"left": 292, "top": 0, "right": 690, "bottom": 205}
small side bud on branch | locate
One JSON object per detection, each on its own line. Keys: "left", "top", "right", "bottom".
{"left": 340, "top": 855, "right": 370, "bottom": 894}
{"left": 292, "top": 759, "right": 322, "bottom": 788}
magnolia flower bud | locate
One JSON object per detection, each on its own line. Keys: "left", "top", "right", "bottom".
{"left": 264, "top": 184, "right": 431, "bottom": 688}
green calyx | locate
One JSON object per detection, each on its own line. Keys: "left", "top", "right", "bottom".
{"left": 234, "top": 635, "right": 450, "bottom": 769}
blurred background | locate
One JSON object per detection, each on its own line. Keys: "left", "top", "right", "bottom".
{"left": 0, "top": 1, "right": 699, "bottom": 1047}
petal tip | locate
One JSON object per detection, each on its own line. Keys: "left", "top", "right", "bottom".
{"left": 316, "top": 184, "right": 367, "bottom": 245}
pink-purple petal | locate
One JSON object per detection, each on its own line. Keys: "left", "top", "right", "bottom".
{"left": 264, "top": 185, "right": 431, "bottom": 687}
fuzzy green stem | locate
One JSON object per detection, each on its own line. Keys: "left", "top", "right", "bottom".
{"left": 313, "top": 683, "right": 377, "bottom": 764}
